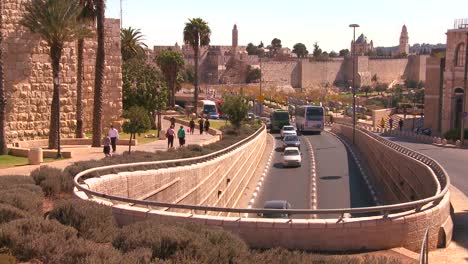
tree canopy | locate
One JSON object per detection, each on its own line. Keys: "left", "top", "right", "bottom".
{"left": 155, "top": 50, "right": 185, "bottom": 107}
{"left": 121, "top": 27, "right": 147, "bottom": 62}
{"left": 292, "top": 43, "right": 308, "bottom": 58}
{"left": 122, "top": 106, "right": 151, "bottom": 153}
{"left": 222, "top": 96, "right": 249, "bottom": 129}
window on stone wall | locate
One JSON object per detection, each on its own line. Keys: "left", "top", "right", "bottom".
{"left": 455, "top": 43, "right": 466, "bottom": 67}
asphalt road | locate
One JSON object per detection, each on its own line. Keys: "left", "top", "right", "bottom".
{"left": 255, "top": 131, "right": 375, "bottom": 219}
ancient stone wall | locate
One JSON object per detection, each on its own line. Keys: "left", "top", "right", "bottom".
{"left": 261, "top": 61, "right": 300, "bottom": 88}
{"left": 301, "top": 59, "right": 345, "bottom": 88}
{"left": 0, "top": 0, "right": 122, "bottom": 143}
{"left": 368, "top": 58, "right": 409, "bottom": 84}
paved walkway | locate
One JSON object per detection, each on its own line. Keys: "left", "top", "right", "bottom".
{"left": 383, "top": 135, "right": 468, "bottom": 264}
{"left": 0, "top": 118, "right": 215, "bottom": 176}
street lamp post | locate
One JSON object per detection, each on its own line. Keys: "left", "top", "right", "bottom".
{"left": 54, "top": 74, "right": 61, "bottom": 159}
{"left": 411, "top": 90, "right": 416, "bottom": 131}
{"left": 349, "top": 23, "right": 360, "bottom": 144}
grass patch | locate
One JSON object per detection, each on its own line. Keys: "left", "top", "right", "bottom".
{"left": 0, "top": 155, "right": 68, "bottom": 169}
{"left": 85, "top": 130, "right": 159, "bottom": 145}
{"left": 179, "top": 117, "right": 228, "bottom": 130}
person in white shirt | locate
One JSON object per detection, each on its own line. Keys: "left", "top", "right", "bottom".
{"left": 108, "top": 125, "right": 119, "bottom": 152}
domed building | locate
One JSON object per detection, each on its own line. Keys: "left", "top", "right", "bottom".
{"left": 351, "top": 33, "right": 374, "bottom": 56}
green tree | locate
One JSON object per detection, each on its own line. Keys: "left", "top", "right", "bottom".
{"left": 183, "top": 18, "right": 211, "bottom": 115}
{"left": 312, "top": 42, "right": 322, "bottom": 59}
{"left": 257, "top": 41, "right": 264, "bottom": 48}
{"left": 91, "top": 0, "right": 106, "bottom": 147}
{"left": 121, "top": 27, "right": 147, "bottom": 62}
{"left": 182, "top": 65, "right": 195, "bottom": 84}
{"left": 292, "top": 43, "right": 308, "bottom": 58}
{"left": 245, "top": 66, "right": 261, "bottom": 83}
{"left": 155, "top": 50, "right": 185, "bottom": 107}
{"left": 75, "top": 0, "right": 97, "bottom": 138}
{"left": 339, "top": 49, "right": 349, "bottom": 57}
{"left": 329, "top": 51, "right": 338, "bottom": 58}
{"left": 122, "top": 60, "right": 168, "bottom": 136}
{"left": 361, "top": 85, "right": 372, "bottom": 97}
{"left": 270, "top": 38, "right": 282, "bottom": 56}
{"left": 246, "top": 43, "right": 256, "bottom": 55}
{"left": 122, "top": 106, "right": 151, "bottom": 153}
{"left": 375, "top": 83, "right": 388, "bottom": 96}
{"left": 21, "top": 0, "right": 89, "bottom": 156}
{"left": 222, "top": 95, "right": 249, "bottom": 130}
{"left": 0, "top": 6, "right": 6, "bottom": 154}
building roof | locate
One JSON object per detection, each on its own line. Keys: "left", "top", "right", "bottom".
{"left": 356, "top": 34, "right": 368, "bottom": 44}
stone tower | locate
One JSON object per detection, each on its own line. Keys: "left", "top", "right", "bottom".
{"left": 399, "top": 25, "right": 409, "bottom": 55}
{"left": 232, "top": 24, "right": 238, "bottom": 48}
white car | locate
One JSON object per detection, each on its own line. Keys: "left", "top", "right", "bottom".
{"left": 280, "top": 125, "right": 297, "bottom": 138}
{"left": 283, "top": 147, "right": 302, "bottom": 167}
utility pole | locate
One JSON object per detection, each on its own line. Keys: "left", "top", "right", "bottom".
{"left": 461, "top": 32, "right": 468, "bottom": 146}
{"left": 120, "top": 0, "right": 123, "bottom": 28}
{"left": 349, "top": 24, "right": 360, "bottom": 144}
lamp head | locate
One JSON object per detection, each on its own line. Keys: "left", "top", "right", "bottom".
{"left": 349, "top": 24, "right": 360, "bottom": 28}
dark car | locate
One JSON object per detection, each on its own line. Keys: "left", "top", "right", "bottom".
{"left": 262, "top": 200, "right": 292, "bottom": 218}
{"left": 282, "top": 135, "right": 300, "bottom": 149}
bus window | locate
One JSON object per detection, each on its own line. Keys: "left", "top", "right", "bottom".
{"left": 306, "top": 107, "right": 323, "bottom": 121}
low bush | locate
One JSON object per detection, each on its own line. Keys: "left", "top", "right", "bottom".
{"left": 443, "top": 128, "right": 468, "bottom": 141}
{"left": 0, "top": 204, "right": 29, "bottom": 224}
{"left": 48, "top": 199, "right": 118, "bottom": 243}
{"left": 30, "top": 166, "right": 70, "bottom": 197}
{"left": 0, "top": 175, "right": 42, "bottom": 195}
{"left": 0, "top": 188, "right": 43, "bottom": 215}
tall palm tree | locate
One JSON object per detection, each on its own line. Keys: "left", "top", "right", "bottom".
{"left": 21, "top": 0, "right": 89, "bottom": 157}
{"left": 91, "top": 0, "right": 105, "bottom": 147}
{"left": 155, "top": 50, "right": 185, "bottom": 108}
{"left": 183, "top": 18, "right": 210, "bottom": 114}
{"left": 0, "top": 2, "right": 7, "bottom": 155}
{"left": 75, "top": 0, "right": 97, "bottom": 138}
{"left": 121, "top": 27, "right": 147, "bottom": 62}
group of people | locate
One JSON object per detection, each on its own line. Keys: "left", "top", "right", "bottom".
{"left": 380, "top": 117, "right": 404, "bottom": 131}
{"left": 103, "top": 125, "right": 119, "bottom": 157}
{"left": 188, "top": 117, "right": 210, "bottom": 135}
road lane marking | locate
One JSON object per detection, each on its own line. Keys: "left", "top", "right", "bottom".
{"left": 304, "top": 136, "right": 318, "bottom": 218}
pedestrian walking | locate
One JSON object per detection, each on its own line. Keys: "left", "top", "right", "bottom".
{"left": 170, "top": 117, "right": 176, "bottom": 127}
{"left": 198, "top": 118, "right": 204, "bottom": 135}
{"left": 103, "top": 136, "right": 111, "bottom": 157}
{"left": 107, "top": 125, "right": 119, "bottom": 152}
{"left": 178, "top": 125, "right": 186, "bottom": 147}
{"left": 189, "top": 118, "right": 195, "bottom": 135}
{"left": 204, "top": 118, "right": 210, "bottom": 133}
{"left": 399, "top": 119, "right": 404, "bottom": 131}
{"left": 380, "top": 117, "right": 385, "bottom": 129}
{"left": 166, "top": 125, "right": 175, "bottom": 148}
{"left": 389, "top": 117, "right": 394, "bottom": 130}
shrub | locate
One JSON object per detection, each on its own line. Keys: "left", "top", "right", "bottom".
{"left": 30, "top": 166, "right": 69, "bottom": 197}
{"left": 0, "top": 217, "right": 78, "bottom": 263}
{"left": 48, "top": 199, "right": 118, "bottom": 243}
{"left": 443, "top": 128, "right": 468, "bottom": 141}
{"left": 0, "top": 175, "right": 35, "bottom": 186}
{"left": 0, "top": 188, "right": 43, "bottom": 215}
{"left": 0, "top": 204, "right": 29, "bottom": 224}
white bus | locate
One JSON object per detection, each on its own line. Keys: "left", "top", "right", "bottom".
{"left": 295, "top": 105, "right": 325, "bottom": 134}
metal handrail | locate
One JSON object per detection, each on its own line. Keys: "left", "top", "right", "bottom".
{"left": 419, "top": 227, "right": 430, "bottom": 264}
{"left": 73, "top": 123, "right": 450, "bottom": 218}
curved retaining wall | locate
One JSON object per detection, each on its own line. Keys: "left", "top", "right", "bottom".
{"left": 78, "top": 127, "right": 267, "bottom": 214}
{"left": 75, "top": 125, "right": 452, "bottom": 252}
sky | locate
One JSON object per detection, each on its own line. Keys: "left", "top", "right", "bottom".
{"left": 106, "top": 0, "right": 468, "bottom": 52}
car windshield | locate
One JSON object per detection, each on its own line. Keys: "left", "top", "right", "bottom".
{"left": 283, "top": 126, "right": 294, "bottom": 131}
{"left": 284, "top": 136, "right": 299, "bottom": 142}
{"left": 306, "top": 108, "right": 324, "bottom": 121}
{"left": 203, "top": 105, "right": 216, "bottom": 113}
{"left": 284, "top": 150, "right": 299, "bottom": 156}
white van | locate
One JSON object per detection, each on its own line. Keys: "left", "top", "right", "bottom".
{"left": 198, "top": 100, "right": 217, "bottom": 118}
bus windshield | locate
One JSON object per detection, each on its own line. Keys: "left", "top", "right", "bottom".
{"left": 306, "top": 108, "right": 323, "bottom": 121}
{"left": 273, "top": 112, "right": 289, "bottom": 120}
{"left": 203, "top": 105, "right": 217, "bottom": 113}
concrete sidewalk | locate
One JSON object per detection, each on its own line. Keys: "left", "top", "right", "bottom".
{"left": 382, "top": 135, "right": 468, "bottom": 264}
{"left": 0, "top": 118, "right": 216, "bottom": 177}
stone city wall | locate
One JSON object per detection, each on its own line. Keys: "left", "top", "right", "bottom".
{"left": 1, "top": 0, "right": 122, "bottom": 143}
{"left": 368, "top": 57, "right": 409, "bottom": 84}
{"left": 261, "top": 61, "right": 300, "bottom": 88}
{"left": 301, "top": 59, "right": 346, "bottom": 88}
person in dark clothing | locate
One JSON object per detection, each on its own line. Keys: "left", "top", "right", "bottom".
{"left": 398, "top": 119, "right": 404, "bottom": 131}
{"left": 204, "top": 118, "right": 210, "bottom": 133}
{"left": 189, "top": 118, "right": 195, "bottom": 135}
{"left": 198, "top": 118, "right": 204, "bottom": 135}
{"left": 166, "top": 125, "right": 175, "bottom": 148}
{"left": 170, "top": 117, "right": 176, "bottom": 127}
{"left": 389, "top": 117, "right": 394, "bottom": 130}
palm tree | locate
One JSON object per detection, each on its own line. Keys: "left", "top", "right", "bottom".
{"left": 75, "top": 0, "right": 97, "bottom": 138}
{"left": 91, "top": 0, "right": 105, "bottom": 147}
{"left": 0, "top": 7, "right": 7, "bottom": 155}
{"left": 155, "top": 50, "right": 185, "bottom": 108}
{"left": 21, "top": 0, "right": 89, "bottom": 157}
{"left": 183, "top": 18, "right": 210, "bottom": 114}
{"left": 121, "top": 27, "right": 147, "bottom": 62}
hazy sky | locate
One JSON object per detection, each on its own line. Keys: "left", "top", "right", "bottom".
{"left": 106, "top": 0, "right": 468, "bottom": 52}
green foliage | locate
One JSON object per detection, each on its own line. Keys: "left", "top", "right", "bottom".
{"left": 183, "top": 18, "right": 211, "bottom": 48}
{"left": 444, "top": 128, "right": 468, "bottom": 141}
{"left": 155, "top": 50, "right": 185, "bottom": 107}
{"left": 121, "top": 27, "right": 147, "bottom": 62}
{"left": 0, "top": 187, "right": 43, "bottom": 215}
{"left": 182, "top": 64, "right": 195, "bottom": 84}
{"left": 329, "top": 50, "right": 338, "bottom": 58}
{"left": 48, "top": 199, "right": 118, "bottom": 243}
{"left": 245, "top": 66, "right": 261, "bottom": 83}
{"left": 222, "top": 96, "right": 250, "bottom": 128}
{"left": 339, "top": 49, "right": 350, "bottom": 57}
{"left": 30, "top": 166, "right": 71, "bottom": 197}
{"left": 246, "top": 43, "right": 257, "bottom": 55}
{"left": 312, "top": 42, "right": 322, "bottom": 59}
{"left": 271, "top": 38, "right": 282, "bottom": 50}
{"left": 122, "top": 106, "right": 151, "bottom": 152}
{"left": 292, "top": 43, "right": 308, "bottom": 58}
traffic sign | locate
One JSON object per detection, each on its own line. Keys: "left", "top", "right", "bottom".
{"left": 257, "top": 95, "right": 264, "bottom": 102}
